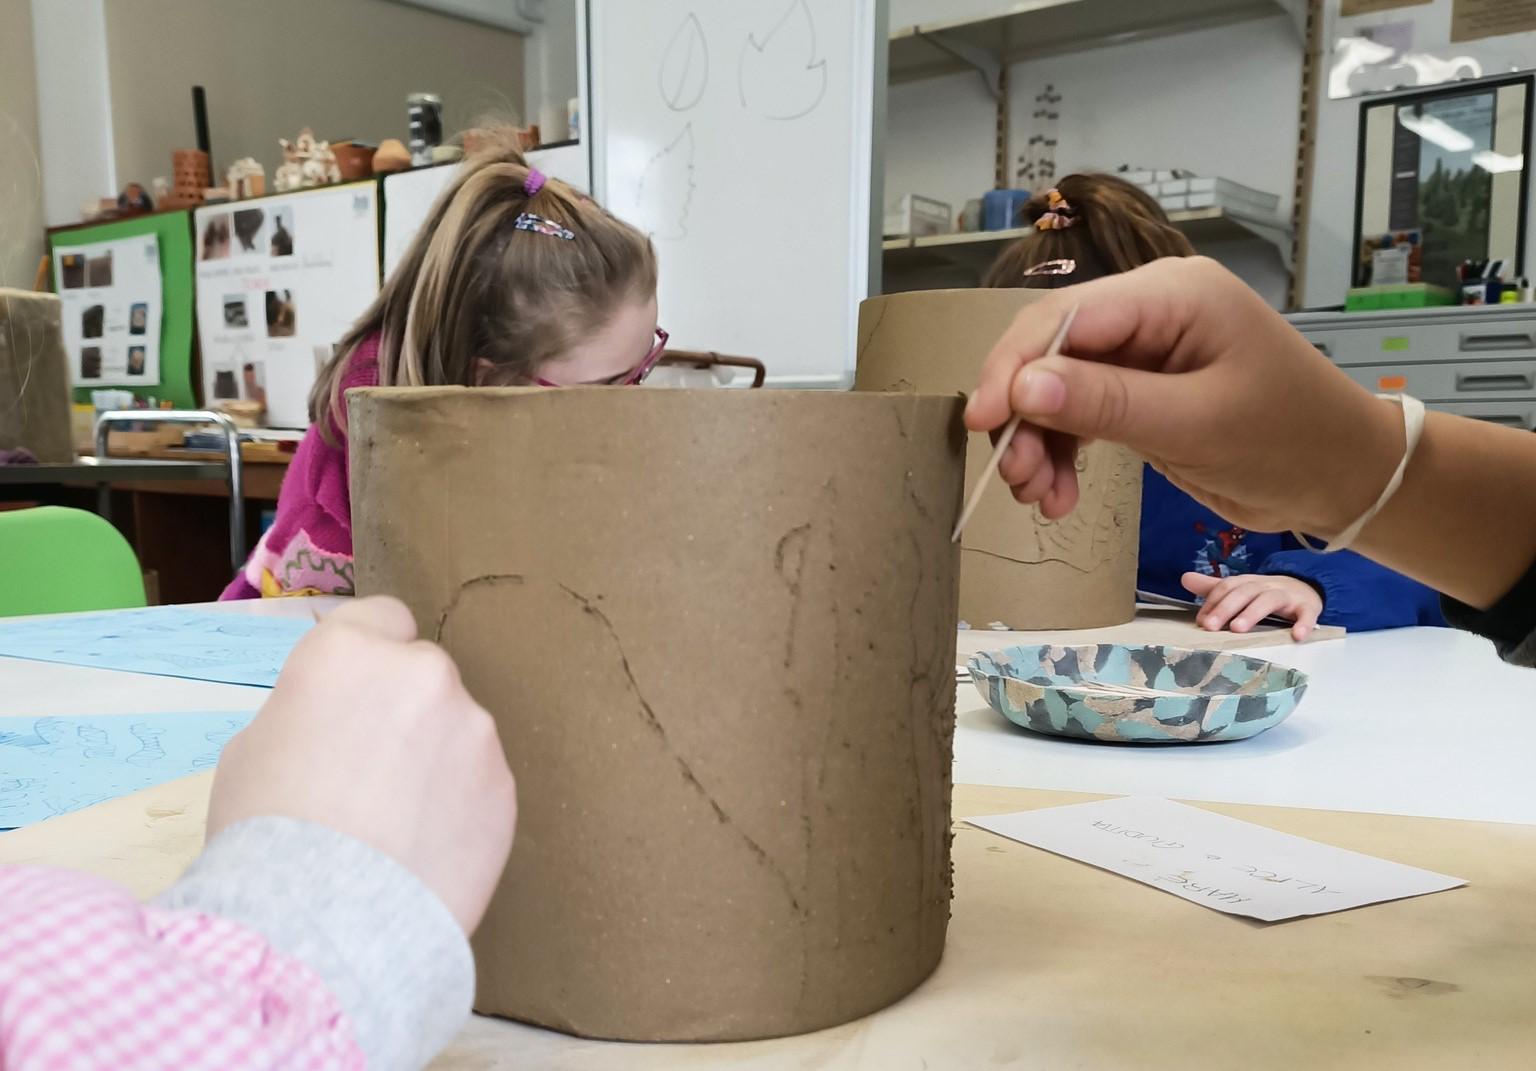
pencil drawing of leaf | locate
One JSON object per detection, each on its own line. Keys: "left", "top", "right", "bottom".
{"left": 635, "top": 122, "right": 696, "bottom": 241}
{"left": 658, "top": 13, "right": 709, "bottom": 112}
{"left": 738, "top": 0, "right": 828, "bottom": 121}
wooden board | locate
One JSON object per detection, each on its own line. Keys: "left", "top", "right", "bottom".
{"left": 957, "top": 606, "right": 1344, "bottom": 667}
{"left": 1, "top": 775, "right": 1530, "bottom": 1069}
{"left": 107, "top": 440, "right": 297, "bottom": 465}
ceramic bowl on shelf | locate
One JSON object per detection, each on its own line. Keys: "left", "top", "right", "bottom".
{"left": 968, "top": 642, "right": 1308, "bottom": 744}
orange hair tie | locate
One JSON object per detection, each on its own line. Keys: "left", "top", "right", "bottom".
{"left": 1033, "top": 188, "right": 1078, "bottom": 230}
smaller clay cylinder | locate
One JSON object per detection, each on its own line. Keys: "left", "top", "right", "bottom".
{"left": 349, "top": 388, "right": 966, "bottom": 1042}
{"left": 856, "top": 288, "right": 1142, "bottom": 630}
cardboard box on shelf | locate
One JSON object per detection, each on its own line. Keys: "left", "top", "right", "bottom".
{"left": 885, "top": 193, "right": 953, "bottom": 238}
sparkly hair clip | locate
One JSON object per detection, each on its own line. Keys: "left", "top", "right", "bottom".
{"left": 514, "top": 212, "right": 576, "bottom": 240}
{"left": 1033, "top": 188, "right": 1079, "bottom": 231}
{"left": 1023, "top": 258, "right": 1077, "bottom": 278}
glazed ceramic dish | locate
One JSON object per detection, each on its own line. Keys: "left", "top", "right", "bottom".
{"left": 969, "top": 643, "right": 1308, "bottom": 744}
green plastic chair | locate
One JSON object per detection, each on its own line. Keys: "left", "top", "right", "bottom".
{"left": 0, "top": 506, "right": 147, "bottom": 618}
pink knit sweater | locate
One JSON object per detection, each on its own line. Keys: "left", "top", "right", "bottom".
{"left": 222, "top": 337, "right": 380, "bottom": 600}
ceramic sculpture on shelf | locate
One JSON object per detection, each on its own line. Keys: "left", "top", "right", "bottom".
{"left": 349, "top": 387, "right": 965, "bottom": 1042}
{"left": 226, "top": 158, "right": 266, "bottom": 200}
{"left": 372, "top": 138, "right": 412, "bottom": 174}
{"left": 274, "top": 129, "right": 342, "bottom": 192}
{"left": 157, "top": 149, "right": 210, "bottom": 210}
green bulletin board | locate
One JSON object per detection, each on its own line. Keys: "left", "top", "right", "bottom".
{"left": 48, "top": 211, "right": 197, "bottom": 409}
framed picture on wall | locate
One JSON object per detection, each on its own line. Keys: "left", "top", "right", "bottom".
{"left": 1352, "top": 76, "right": 1533, "bottom": 291}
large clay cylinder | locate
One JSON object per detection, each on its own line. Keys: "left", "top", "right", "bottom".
{"left": 856, "top": 289, "right": 1142, "bottom": 630}
{"left": 349, "top": 388, "right": 965, "bottom": 1041}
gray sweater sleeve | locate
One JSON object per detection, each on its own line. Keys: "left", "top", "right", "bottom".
{"left": 155, "top": 816, "right": 474, "bottom": 1071}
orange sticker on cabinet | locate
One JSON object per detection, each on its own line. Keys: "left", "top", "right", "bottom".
{"left": 1378, "top": 374, "right": 1408, "bottom": 391}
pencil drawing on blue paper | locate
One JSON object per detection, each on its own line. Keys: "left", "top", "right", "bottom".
{"left": 0, "top": 711, "right": 257, "bottom": 828}
{"left": 0, "top": 607, "right": 312, "bottom": 687}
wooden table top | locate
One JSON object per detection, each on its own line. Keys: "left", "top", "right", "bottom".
{"left": 3, "top": 775, "right": 1529, "bottom": 1069}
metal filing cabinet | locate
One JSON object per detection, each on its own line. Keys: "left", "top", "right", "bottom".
{"left": 1287, "top": 306, "right": 1536, "bottom": 429}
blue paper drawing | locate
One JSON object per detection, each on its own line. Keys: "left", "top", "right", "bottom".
{"left": 0, "top": 607, "right": 313, "bottom": 687}
{"left": 0, "top": 711, "right": 257, "bottom": 828}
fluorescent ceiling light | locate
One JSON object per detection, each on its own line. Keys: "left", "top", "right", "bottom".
{"left": 1398, "top": 111, "right": 1474, "bottom": 152}
{"left": 1473, "top": 150, "right": 1525, "bottom": 174}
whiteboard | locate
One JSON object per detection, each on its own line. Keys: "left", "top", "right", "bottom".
{"left": 590, "top": 0, "right": 881, "bottom": 388}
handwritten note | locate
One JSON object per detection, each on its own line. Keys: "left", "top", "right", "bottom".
{"left": 968, "top": 796, "right": 1465, "bottom": 922}
{"left": 0, "top": 607, "right": 312, "bottom": 688}
{"left": 0, "top": 711, "right": 256, "bottom": 828}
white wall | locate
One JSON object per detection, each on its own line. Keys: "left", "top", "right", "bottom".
{"left": 0, "top": 0, "right": 45, "bottom": 286}
{"left": 884, "top": 13, "right": 1303, "bottom": 306}
{"left": 1010, "top": 17, "right": 1301, "bottom": 219}
{"left": 28, "top": 0, "right": 116, "bottom": 227}
{"left": 523, "top": 0, "right": 581, "bottom": 140}
{"left": 885, "top": 68, "right": 996, "bottom": 221}
{"left": 890, "top": 0, "right": 1038, "bottom": 29}
{"left": 102, "top": 0, "right": 526, "bottom": 187}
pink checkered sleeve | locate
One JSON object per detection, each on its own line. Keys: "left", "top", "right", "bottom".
{"left": 0, "top": 865, "right": 365, "bottom": 1071}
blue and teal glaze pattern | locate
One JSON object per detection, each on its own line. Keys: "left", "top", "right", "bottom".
{"left": 968, "top": 643, "right": 1309, "bottom": 744}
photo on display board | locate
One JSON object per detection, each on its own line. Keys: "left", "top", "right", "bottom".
{"left": 223, "top": 295, "right": 249, "bottom": 328}
{"left": 60, "top": 254, "right": 85, "bottom": 289}
{"left": 233, "top": 208, "right": 265, "bottom": 255}
{"left": 201, "top": 214, "right": 231, "bottom": 260}
{"left": 242, "top": 360, "right": 268, "bottom": 406}
{"left": 86, "top": 253, "right": 113, "bottom": 287}
{"left": 270, "top": 207, "right": 295, "bottom": 256}
{"left": 127, "top": 346, "right": 146, "bottom": 376}
{"left": 265, "top": 289, "right": 296, "bottom": 337}
{"left": 81, "top": 347, "right": 102, "bottom": 379}
{"left": 213, "top": 368, "right": 239, "bottom": 400}
{"left": 81, "top": 305, "right": 104, "bottom": 339}
{"left": 129, "top": 302, "right": 148, "bottom": 335}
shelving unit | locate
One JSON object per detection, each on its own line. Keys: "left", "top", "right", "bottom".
{"left": 879, "top": 0, "right": 1308, "bottom": 297}
{"left": 883, "top": 207, "right": 1291, "bottom": 275}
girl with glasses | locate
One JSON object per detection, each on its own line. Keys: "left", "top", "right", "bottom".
{"left": 223, "top": 130, "right": 664, "bottom": 600}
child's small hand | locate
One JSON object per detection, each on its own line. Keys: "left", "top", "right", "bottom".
{"left": 1181, "top": 571, "right": 1324, "bottom": 641}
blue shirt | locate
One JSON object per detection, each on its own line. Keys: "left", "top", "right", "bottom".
{"left": 1139, "top": 466, "right": 1445, "bottom": 632}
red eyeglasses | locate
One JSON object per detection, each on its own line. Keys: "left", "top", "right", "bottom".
{"left": 536, "top": 328, "right": 668, "bottom": 387}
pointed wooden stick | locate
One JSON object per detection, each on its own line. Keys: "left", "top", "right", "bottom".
{"left": 952, "top": 304, "right": 1079, "bottom": 543}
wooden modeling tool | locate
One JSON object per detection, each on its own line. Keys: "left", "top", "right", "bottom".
{"left": 951, "top": 304, "right": 1078, "bottom": 543}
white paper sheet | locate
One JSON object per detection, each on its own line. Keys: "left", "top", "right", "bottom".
{"left": 53, "top": 234, "right": 163, "bottom": 387}
{"left": 193, "top": 184, "right": 379, "bottom": 428}
{"left": 968, "top": 796, "right": 1465, "bottom": 922}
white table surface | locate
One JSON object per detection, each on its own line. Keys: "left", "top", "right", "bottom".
{"left": 956, "top": 626, "right": 1536, "bottom": 825}
{"left": 4, "top": 601, "right": 1532, "bottom": 823}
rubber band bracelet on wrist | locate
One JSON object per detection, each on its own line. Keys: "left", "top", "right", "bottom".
{"left": 1293, "top": 393, "right": 1425, "bottom": 554}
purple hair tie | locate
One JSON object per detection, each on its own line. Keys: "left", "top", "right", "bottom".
{"left": 524, "top": 167, "right": 547, "bottom": 197}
